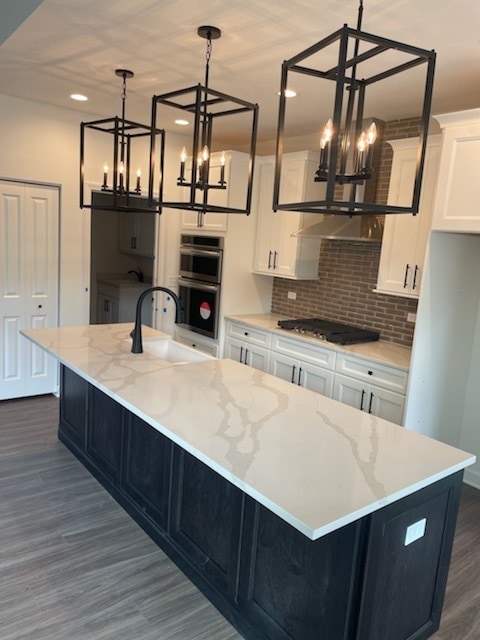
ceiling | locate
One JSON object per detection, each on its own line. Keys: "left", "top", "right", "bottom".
{"left": 1, "top": 0, "right": 480, "bottom": 153}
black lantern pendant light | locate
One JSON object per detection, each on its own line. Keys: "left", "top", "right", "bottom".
{"left": 149, "top": 26, "right": 259, "bottom": 220}
{"left": 273, "top": 1, "right": 436, "bottom": 216}
{"left": 80, "top": 69, "right": 164, "bottom": 213}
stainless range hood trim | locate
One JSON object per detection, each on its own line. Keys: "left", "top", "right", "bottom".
{"left": 292, "top": 215, "right": 383, "bottom": 242}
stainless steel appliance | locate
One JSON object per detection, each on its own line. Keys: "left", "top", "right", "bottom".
{"left": 178, "top": 235, "right": 223, "bottom": 339}
{"left": 278, "top": 318, "right": 380, "bottom": 345}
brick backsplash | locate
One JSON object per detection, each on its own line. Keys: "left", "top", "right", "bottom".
{"left": 270, "top": 117, "right": 423, "bottom": 347}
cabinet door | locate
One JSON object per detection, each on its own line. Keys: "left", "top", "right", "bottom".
{"left": 253, "top": 161, "right": 276, "bottom": 273}
{"left": 86, "top": 385, "right": 124, "bottom": 482}
{"left": 59, "top": 365, "right": 88, "bottom": 450}
{"left": 170, "top": 447, "right": 244, "bottom": 599}
{"left": 123, "top": 413, "right": 172, "bottom": 529}
{"left": 225, "top": 337, "right": 269, "bottom": 371}
{"left": 269, "top": 352, "right": 298, "bottom": 384}
{"left": 118, "top": 211, "right": 136, "bottom": 253}
{"left": 297, "top": 361, "right": 334, "bottom": 397}
{"left": 332, "top": 373, "right": 366, "bottom": 412}
{"left": 181, "top": 157, "right": 228, "bottom": 232}
{"left": 253, "top": 155, "right": 320, "bottom": 279}
{"left": 134, "top": 212, "right": 156, "bottom": 257}
{"left": 432, "top": 112, "right": 480, "bottom": 233}
{"left": 376, "top": 138, "right": 440, "bottom": 298}
{"left": 369, "top": 385, "right": 405, "bottom": 425}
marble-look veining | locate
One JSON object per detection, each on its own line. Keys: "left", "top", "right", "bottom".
{"left": 226, "top": 313, "right": 412, "bottom": 369}
{"left": 22, "top": 324, "right": 474, "bottom": 540}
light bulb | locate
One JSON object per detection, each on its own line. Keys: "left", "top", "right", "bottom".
{"left": 357, "top": 132, "right": 367, "bottom": 153}
{"left": 103, "top": 162, "right": 109, "bottom": 173}
{"left": 320, "top": 118, "right": 333, "bottom": 149}
{"left": 180, "top": 147, "right": 187, "bottom": 163}
{"left": 220, "top": 151, "right": 226, "bottom": 166}
{"left": 119, "top": 161, "right": 124, "bottom": 175}
{"left": 202, "top": 145, "right": 209, "bottom": 162}
{"left": 136, "top": 168, "right": 141, "bottom": 178}
{"left": 366, "top": 122, "right": 377, "bottom": 145}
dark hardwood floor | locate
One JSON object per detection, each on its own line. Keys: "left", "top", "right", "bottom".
{"left": 1, "top": 394, "right": 479, "bottom": 640}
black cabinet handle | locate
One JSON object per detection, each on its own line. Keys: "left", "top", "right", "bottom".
{"left": 368, "top": 393, "right": 374, "bottom": 414}
{"left": 291, "top": 365, "right": 296, "bottom": 384}
{"left": 240, "top": 346, "right": 244, "bottom": 364}
{"left": 273, "top": 251, "right": 278, "bottom": 269}
{"left": 268, "top": 251, "right": 272, "bottom": 269}
{"left": 244, "top": 348, "right": 249, "bottom": 365}
{"left": 403, "top": 264, "right": 410, "bottom": 288}
{"left": 413, "top": 265, "right": 419, "bottom": 290}
{"left": 297, "top": 367, "right": 302, "bottom": 386}
{"left": 360, "top": 389, "right": 366, "bottom": 411}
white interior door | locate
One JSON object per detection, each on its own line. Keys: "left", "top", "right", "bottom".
{"left": 0, "top": 181, "right": 59, "bottom": 400}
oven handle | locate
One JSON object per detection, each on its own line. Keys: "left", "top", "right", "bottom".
{"left": 180, "top": 246, "right": 223, "bottom": 259}
{"left": 178, "top": 277, "right": 219, "bottom": 293}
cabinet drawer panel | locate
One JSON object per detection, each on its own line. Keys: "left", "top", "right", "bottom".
{"left": 226, "top": 322, "right": 272, "bottom": 348}
{"left": 271, "top": 334, "right": 336, "bottom": 370}
{"left": 336, "top": 354, "right": 408, "bottom": 393}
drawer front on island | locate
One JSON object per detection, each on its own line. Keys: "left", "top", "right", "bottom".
{"left": 59, "top": 366, "right": 88, "bottom": 450}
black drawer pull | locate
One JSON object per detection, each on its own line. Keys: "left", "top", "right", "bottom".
{"left": 368, "top": 393, "right": 374, "bottom": 414}
{"left": 360, "top": 389, "right": 366, "bottom": 411}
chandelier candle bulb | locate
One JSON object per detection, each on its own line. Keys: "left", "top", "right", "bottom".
{"left": 179, "top": 147, "right": 187, "bottom": 182}
{"left": 102, "top": 163, "right": 108, "bottom": 190}
{"left": 219, "top": 151, "right": 226, "bottom": 185}
{"left": 118, "top": 161, "right": 125, "bottom": 192}
{"left": 136, "top": 168, "right": 141, "bottom": 194}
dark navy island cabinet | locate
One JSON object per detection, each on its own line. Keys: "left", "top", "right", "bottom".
{"left": 58, "top": 364, "right": 463, "bottom": 640}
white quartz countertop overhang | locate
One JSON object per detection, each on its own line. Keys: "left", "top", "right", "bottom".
{"left": 22, "top": 323, "right": 475, "bottom": 540}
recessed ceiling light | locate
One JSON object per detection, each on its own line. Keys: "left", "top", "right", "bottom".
{"left": 175, "top": 119, "right": 189, "bottom": 126}
{"left": 71, "top": 93, "right": 88, "bottom": 101}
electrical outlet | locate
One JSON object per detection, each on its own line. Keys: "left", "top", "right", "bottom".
{"left": 287, "top": 291, "right": 297, "bottom": 300}
{"left": 404, "top": 518, "right": 426, "bottom": 546}
{"left": 407, "top": 312, "right": 417, "bottom": 323}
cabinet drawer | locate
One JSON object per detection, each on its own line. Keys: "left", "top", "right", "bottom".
{"left": 226, "top": 322, "right": 272, "bottom": 348}
{"left": 271, "top": 334, "right": 336, "bottom": 370}
{"left": 336, "top": 354, "right": 408, "bottom": 394}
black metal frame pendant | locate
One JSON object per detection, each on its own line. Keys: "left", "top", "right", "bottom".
{"left": 274, "top": 16, "right": 436, "bottom": 216}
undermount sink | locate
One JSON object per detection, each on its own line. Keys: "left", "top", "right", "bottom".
{"left": 140, "top": 338, "right": 214, "bottom": 364}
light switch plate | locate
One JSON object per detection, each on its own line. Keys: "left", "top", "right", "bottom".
{"left": 404, "top": 518, "right": 426, "bottom": 546}
{"left": 287, "top": 291, "right": 297, "bottom": 300}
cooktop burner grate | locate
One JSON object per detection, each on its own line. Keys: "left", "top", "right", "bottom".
{"left": 277, "top": 318, "right": 380, "bottom": 345}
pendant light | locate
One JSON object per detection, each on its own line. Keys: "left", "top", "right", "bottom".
{"left": 148, "top": 26, "right": 259, "bottom": 222}
{"left": 273, "top": 1, "right": 436, "bottom": 216}
{"left": 80, "top": 69, "right": 164, "bottom": 213}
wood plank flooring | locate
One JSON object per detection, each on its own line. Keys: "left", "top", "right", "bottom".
{"left": 1, "top": 394, "right": 479, "bottom": 640}
{"left": 0, "top": 395, "right": 242, "bottom": 640}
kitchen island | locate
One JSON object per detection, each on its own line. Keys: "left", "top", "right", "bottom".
{"left": 22, "top": 323, "right": 475, "bottom": 640}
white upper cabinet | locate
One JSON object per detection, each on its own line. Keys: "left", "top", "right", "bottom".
{"left": 431, "top": 109, "right": 480, "bottom": 233}
{"left": 253, "top": 151, "right": 322, "bottom": 279}
{"left": 181, "top": 151, "right": 250, "bottom": 233}
{"left": 118, "top": 211, "right": 156, "bottom": 258}
{"left": 375, "top": 136, "right": 441, "bottom": 298}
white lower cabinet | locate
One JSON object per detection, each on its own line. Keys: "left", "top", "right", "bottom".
{"left": 332, "top": 374, "right": 405, "bottom": 425}
{"left": 224, "top": 320, "right": 408, "bottom": 422}
{"left": 224, "top": 321, "right": 271, "bottom": 372}
{"left": 333, "top": 353, "right": 408, "bottom": 424}
{"left": 269, "top": 352, "right": 334, "bottom": 396}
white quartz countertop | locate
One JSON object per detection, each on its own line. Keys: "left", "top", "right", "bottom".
{"left": 22, "top": 324, "right": 474, "bottom": 540}
{"left": 226, "top": 313, "right": 412, "bottom": 369}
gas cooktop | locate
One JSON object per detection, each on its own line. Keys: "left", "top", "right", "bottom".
{"left": 277, "top": 318, "right": 380, "bottom": 345}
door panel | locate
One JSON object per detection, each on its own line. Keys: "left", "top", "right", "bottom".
{"left": 0, "top": 181, "right": 59, "bottom": 399}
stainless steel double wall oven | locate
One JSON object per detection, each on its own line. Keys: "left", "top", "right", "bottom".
{"left": 178, "top": 235, "right": 223, "bottom": 339}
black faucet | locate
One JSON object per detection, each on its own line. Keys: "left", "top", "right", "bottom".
{"left": 130, "top": 286, "right": 183, "bottom": 354}
{"left": 128, "top": 269, "right": 144, "bottom": 282}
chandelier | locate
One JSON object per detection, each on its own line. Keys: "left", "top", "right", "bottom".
{"left": 148, "top": 26, "right": 259, "bottom": 220}
{"left": 80, "top": 69, "right": 164, "bottom": 213}
{"left": 273, "top": 1, "right": 436, "bottom": 216}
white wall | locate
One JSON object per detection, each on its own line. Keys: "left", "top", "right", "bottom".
{"left": 405, "top": 231, "right": 480, "bottom": 486}
{"left": 0, "top": 93, "right": 95, "bottom": 326}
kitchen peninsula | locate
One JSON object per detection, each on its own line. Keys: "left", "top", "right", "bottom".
{"left": 22, "top": 324, "right": 474, "bottom": 640}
